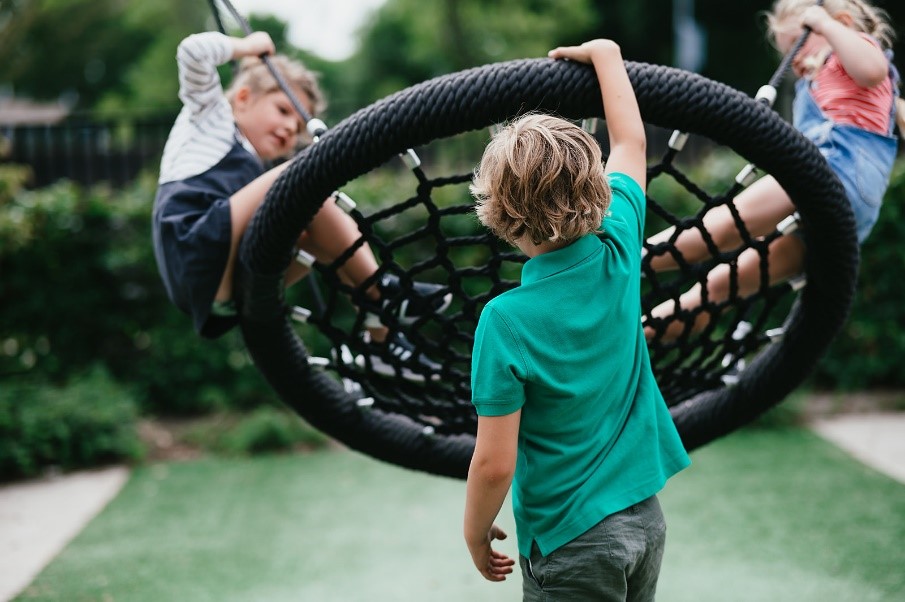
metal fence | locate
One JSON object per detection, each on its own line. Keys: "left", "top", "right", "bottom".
{"left": 0, "top": 112, "right": 177, "bottom": 189}
{"left": 0, "top": 111, "right": 732, "bottom": 192}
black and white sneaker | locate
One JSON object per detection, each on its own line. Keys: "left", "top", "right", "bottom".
{"left": 377, "top": 273, "right": 452, "bottom": 324}
{"left": 359, "top": 331, "right": 442, "bottom": 383}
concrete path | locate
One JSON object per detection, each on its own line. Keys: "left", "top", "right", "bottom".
{"left": 0, "top": 466, "right": 129, "bottom": 602}
{"left": 811, "top": 412, "right": 905, "bottom": 483}
{"left": 0, "top": 413, "right": 901, "bottom": 601}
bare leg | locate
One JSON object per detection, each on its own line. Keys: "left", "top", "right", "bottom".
{"left": 218, "top": 168, "right": 379, "bottom": 303}
{"left": 289, "top": 199, "right": 388, "bottom": 341}
{"left": 645, "top": 233, "right": 805, "bottom": 341}
{"left": 647, "top": 176, "right": 796, "bottom": 271}
{"left": 221, "top": 176, "right": 435, "bottom": 349}
{"left": 216, "top": 162, "right": 292, "bottom": 302}
{"left": 291, "top": 197, "right": 380, "bottom": 297}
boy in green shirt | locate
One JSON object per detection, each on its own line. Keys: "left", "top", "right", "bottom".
{"left": 463, "top": 39, "right": 691, "bottom": 601}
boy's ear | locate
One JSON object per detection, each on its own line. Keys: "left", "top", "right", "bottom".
{"left": 233, "top": 85, "right": 252, "bottom": 107}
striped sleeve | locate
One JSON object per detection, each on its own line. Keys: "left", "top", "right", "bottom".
{"left": 159, "top": 32, "right": 246, "bottom": 184}
{"left": 176, "top": 32, "right": 235, "bottom": 117}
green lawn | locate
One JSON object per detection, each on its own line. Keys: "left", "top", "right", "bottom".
{"left": 16, "top": 426, "right": 905, "bottom": 602}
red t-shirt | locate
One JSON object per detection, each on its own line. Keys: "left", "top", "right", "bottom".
{"left": 810, "top": 34, "right": 893, "bottom": 135}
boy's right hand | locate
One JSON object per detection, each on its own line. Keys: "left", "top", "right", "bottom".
{"left": 231, "top": 31, "right": 275, "bottom": 59}
{"left": 548, "top": 39, "right": 621, "bottom": 64}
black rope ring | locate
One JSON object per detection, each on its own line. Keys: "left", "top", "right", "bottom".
{"left": 236, "top": 59, "right": 857, "bottom": 478}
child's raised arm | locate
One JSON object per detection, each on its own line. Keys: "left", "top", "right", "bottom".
{"left": 549, "top": 40, "right": 646, "bottom": 192}
{"left": 801, "top": 6, "right": 888, "bottom": 88}
{"left": 229, "top": 31, "right": 276, "bottom": 61}
{"left": 174, "top": 31, "right": 274, "bottom": 117}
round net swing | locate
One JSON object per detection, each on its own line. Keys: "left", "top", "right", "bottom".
{"left": 235, "top": 58, "right": 857, "bottom": 479}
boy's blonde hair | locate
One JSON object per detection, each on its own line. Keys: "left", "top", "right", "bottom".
{"left": 226, "top": 55, "right": 326, "bottom": 116}
{"left": 766, "top": 0, "right": 895, "bottom": 49}
{"left": 471, "top": 114, "right": 611, "bottom": 247}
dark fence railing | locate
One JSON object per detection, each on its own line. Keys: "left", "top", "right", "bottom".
{"left": 0, "top": 110, "right": 735, "bottom": 192}
{"left": 0, "top": 111, "right": 178, "bottom": 189}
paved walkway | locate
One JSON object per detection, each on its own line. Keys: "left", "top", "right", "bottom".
{"left": 811, "top": 412, "right": 905, "bottom": 483}
{"left": 0, "top": 414, "right": 902, "bottom": 601}
{"left": 0, "top": 466, "right": 129, "bottom": 602}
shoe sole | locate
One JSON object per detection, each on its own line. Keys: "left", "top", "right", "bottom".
{"left": 397, "top": 292, "right": 453, "bottom": 325}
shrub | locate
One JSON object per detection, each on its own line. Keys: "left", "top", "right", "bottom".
{"left": 0, "top": 171, "right": 273, "bottom": 415}
{"left": 223, "top": 407, "right": 330, "bottom": 455}
{"left": 0, "top": 367, "right": 144, "bottom": 481}
{"left": 813, "top": 157, "right": 905, "bottom": 389}
{"left": 183, "top": 407, "right": 329, "bottom": 456}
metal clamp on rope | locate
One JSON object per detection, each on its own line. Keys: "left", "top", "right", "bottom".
{"left": 787, "top": 275, "right": 807, "bottom": 292}
{"left": 755, "top": 85, "right": 778, "bottom": 107}
{"left": 777, "top": 212, "right": 801, "bottom": 235}
{"left": 765, "top": 327, "right": 785, "bottom": 342}
{"left": 306, "top": 118, "right": 328, "bottom": 141}
{"left": 735, "top": 163, "right": 758, "bottom": 187}
{"left": 291, "top": 306, "right": 312, "bottom": 323}
{"left": 295, "top": 249, "right": 316, "bottom": 268}
{"left": 668, "top": 130, "right": 689, "bottom": 152}
{"left": 400, "top": 148, "right": 421, "bottom": 169}
{"left": 334, "top": 191, "right": 357, "bottom": 213}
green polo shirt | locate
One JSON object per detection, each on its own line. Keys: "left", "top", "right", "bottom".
{"left": 471, "top": 172, "right": 690, "bottom": 558}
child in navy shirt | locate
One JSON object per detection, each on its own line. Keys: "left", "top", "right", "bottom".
{"left": 153, "top": 31, "right": 448, "bottom": 379}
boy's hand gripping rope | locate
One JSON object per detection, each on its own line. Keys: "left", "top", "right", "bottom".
{"left": 215, "top": 0, "right": 328, "bottom": 139}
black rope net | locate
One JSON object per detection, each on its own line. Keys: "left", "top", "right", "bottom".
{"left": 643, "top": 150, "right": 795, "bottom": 403}
{"left": 237, "top": 59, "right": 857, "bottom": 479}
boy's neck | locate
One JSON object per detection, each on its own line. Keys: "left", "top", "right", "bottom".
{"left": 517, "top": 237, "right": 571, "bottom": 258}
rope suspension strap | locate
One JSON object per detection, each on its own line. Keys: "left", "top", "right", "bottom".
{"left": 756, "top": 0, "right": 825, "bottom": 106}
{"left": 235, "top": 58, "right": 857, "bottom": 477}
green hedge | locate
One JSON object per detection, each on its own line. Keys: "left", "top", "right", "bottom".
{"left": 0, "top": 167, "right": 271, "bottom": 415}
{"left": 0, "top": 366, "right": 143, "bottom": 481}
{"left": 182, "top": 407, "right": 330, "bottom": 456}
{"left": 812, "top": 158, "right": 905, "bottom": 389}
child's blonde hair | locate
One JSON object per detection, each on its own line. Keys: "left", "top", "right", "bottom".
{"left": 226, "top": 55, "right": 326, "bottom": 116}
{"left": 471, "top": 114, "right": 611, "bottom": 246}
{"left": 766, "top": 0, "right": 895, "bottom": 49}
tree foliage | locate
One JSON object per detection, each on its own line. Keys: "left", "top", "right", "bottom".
{"left": 0, "top": 0, "right": 209, "bottom": 111}
{"left": 340, "top": 0, "right": 598, "bottom": 111}
{"left": 4, "top": 0, "right": 903, "bottom": 121}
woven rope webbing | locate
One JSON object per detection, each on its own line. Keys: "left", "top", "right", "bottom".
{"left": 237, "top": 59, "right": 857, "bottom": 478}
{"left": 642, "top": 157, "right": 788, "bottom": 403}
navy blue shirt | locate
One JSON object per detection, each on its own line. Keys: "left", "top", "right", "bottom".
{"left": 153, "top": 138, "right": 264, "bottom": 337}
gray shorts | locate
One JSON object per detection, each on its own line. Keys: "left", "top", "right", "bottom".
{"left": 520, "top": 495, "right": 666, "bottom": 602}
